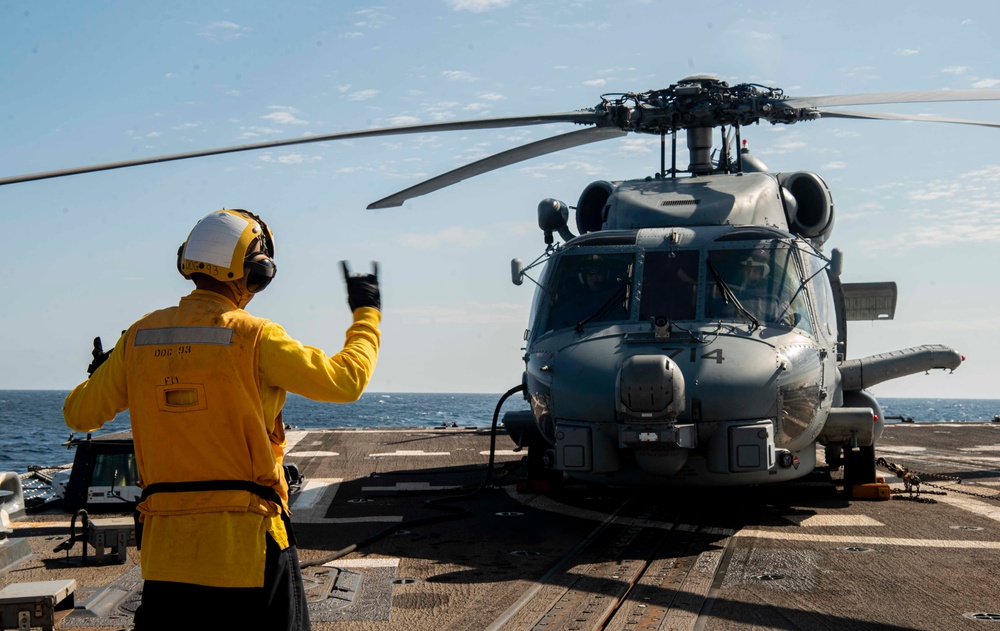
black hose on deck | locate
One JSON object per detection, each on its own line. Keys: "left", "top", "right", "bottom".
{"left": 299, "top": 383, "right": 528, "bottom": 568}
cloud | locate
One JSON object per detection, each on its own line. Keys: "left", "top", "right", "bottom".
{"left": 398, "top": 226, "right": 491, "bottom": 249}
{"left": 237, "top": 126, "right": 285, "bottom": 139}
{"left": 516, "top": 159, "right": 604, "bottom": 178}
{"left": 441, "top": 70, "right": 477, "bottom": 82}
{"left": 619, "top": 138, "right": 656, "bottom": 154}
{"left": 894, "top": 49, "right": 919, "bottom": 56}
{"left": 262, "top": 106, "right": 307, "bottom": 125}
{"left": 971, "top": 78, "right": 1000, "bottom": 88}
{"left": 942, "top": 66, "right": 970, "bottom": 75}
{"left": 823, "top": 161, "right": 847, "bottom": 170}
{"left": 347, "top": 89, "right": 380, "bottom": 101}
{"left": 862, "top": 166, "right": 1000, "bottom": 248}
{"left": 445, "top": 0, "right": 512, "bottom": 12}
{"left": 258, "top": 154, "right": 323, "bottom": 165}
{"left": 477, "top": 92, "right": 505, "bottom": 101}
{"left": 352, "top": 7, "right": 393, "bottom": 29}
{"left": 386, "top": 115, "right": 421, "bottom": 126}
{"left": 199, "top": 21, "right": 250, "bottom": 41}
{"left": 583, "top": 79, "right": 607, "bottom": 87}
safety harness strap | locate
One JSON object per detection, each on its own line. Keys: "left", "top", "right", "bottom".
{"left": 140, "top": 480, "right": 282, "bottom": 504}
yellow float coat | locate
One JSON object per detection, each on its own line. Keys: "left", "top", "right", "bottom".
{"left": 64, "top": 289, "right": 380, "bottom": 587}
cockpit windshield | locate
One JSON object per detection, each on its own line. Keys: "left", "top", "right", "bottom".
{"left": 541, "top": 252, "right": 633, "bottom": 333}
{"left": 639, "top": 250, "right": 699, "bottom": 321}
{"left": 533, "top": 242, "right": 814, "bottom": 337}
{"left": 705, "top": 245, "right": 812, "bottom": 331}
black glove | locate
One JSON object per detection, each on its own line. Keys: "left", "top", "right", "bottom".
{"left": 341, "top": 261, "right": 381, "bottom": 312}
{"left": 87, "top": 337, "right": 112, "bottom": 377}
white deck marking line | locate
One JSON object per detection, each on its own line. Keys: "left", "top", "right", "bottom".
{"left": 323, "top": 558, "right": 400, "bottom": 568}
{"left": 284, "top": 430, "right": 309, "bottom": 453}
{"left": 362, "top": 482, "right": 463, "bottom": 492}
{"left": 480, "top": 450, "right": 523, "bottom": 456}
{"left": 290, "top": 478, "right": 404, "bottom": 525}
{"left": 290, "top": 478, "right": 342, "bottom": 511}
{"left": 368, "top": 450, "right": 451, "bottom": 457}
{"left": 933, "top": 491, "right": 1000, "bottom": 522}
{"left": 288, "top": 478, "right": 344, "bottom": 521}
{"left": 285, "top": 451, "right": 339, "bottom": 458}
{"left": 958, "top": 445, "right": 1000, "bottom": 452}
{"left": 735, "top": 529, "right": 1000, "bottom": 548}
{"left": 784, "top": 514, "right": 884, "bottom": 527}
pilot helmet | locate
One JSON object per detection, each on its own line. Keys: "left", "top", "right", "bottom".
{"left": 578, "top": 254, "right": 609, "bottom": 285}
{"left": 740, "top": 250, "right": 770, "bottom": 278}
{"left": 177, "top": 209, "right": 277, "bottom": 293}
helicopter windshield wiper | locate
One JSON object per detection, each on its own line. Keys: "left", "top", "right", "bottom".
{"left": 574, "top": 282, "right": 629, "bottom": 334}
{"left": 707, "top": 261, "right": 761, "bottom": 331}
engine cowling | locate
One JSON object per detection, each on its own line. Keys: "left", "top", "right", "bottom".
{"left": 778, "top": 171, "right": 835, "bottom": 244}
{"left": 576, "top": 180, "right": 614, "bottom": 234}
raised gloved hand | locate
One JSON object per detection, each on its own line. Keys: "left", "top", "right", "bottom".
{"left": 341, "top": 261, "right": 381, "bottom": 312}
{"left": 87, "top": 337, "right": 111, "bottom": 377}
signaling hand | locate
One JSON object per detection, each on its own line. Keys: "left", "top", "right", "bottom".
{"left": 341, "top": 261, "right": 381, "bottom": 312}
{"left": 87, "top": 337, "right": 112, "bottom": 377}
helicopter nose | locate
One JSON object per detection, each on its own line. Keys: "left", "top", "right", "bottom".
{"left": 617, "top": 354, "right": 685, "bottom": 421}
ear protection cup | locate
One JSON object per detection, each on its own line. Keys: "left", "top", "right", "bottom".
{"left": 244, "top": 250, "right": 277, "bottom": 294}
{"left": 176, "top": 244, "right": 185, "bottom": 276}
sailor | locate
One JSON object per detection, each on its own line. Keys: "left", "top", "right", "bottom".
{"left": 62, "top": 209, "right": 381, "bottom": 630}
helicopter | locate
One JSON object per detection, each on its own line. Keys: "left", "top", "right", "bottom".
{"left": 3, "top": 75, "right": 996, "bottom": 493}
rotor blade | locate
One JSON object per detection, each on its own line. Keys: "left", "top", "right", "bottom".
{"left": 775, "top": 89, "right": 1000, "bottom": 109}
{"left": 367, "top": 126, "right": 627, "bottom": 209}
{"left": 816, "top": 109, "right": 1000, "bottom": 128}
{"left": 0, "top": 111, "right": 602, "bottom": 187}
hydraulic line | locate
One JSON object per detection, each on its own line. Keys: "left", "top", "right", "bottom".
{"left": 300, "top": 383, "right": 527, "bottom": 568}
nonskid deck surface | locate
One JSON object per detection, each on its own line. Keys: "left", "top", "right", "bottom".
{"left": 4, "top": 422, "right": 1000, "bottom": 630}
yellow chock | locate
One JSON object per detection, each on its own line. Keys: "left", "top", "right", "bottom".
{"left": 850, "top": 482, "right": 891, "bottom": 500}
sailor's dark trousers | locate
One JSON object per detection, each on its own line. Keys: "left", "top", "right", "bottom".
{"left": 132, "top": 526, "right": 310, "bottom": 631}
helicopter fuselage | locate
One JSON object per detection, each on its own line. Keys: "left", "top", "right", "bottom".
{"left": 509, "top": 171, "right": 892, "bottom": 486}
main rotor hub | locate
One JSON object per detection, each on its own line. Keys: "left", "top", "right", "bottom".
{"left": 595, "top": 77, "right": 820, "bottom": 135}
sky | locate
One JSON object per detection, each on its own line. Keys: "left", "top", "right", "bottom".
{"left": 1, "top": 0, "right": 998, "bottom": 399}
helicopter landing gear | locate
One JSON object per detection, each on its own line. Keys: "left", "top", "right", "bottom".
{"left": 842, "top": 444, "right": 877, "bottom": 488}
{"left": 824, "top": 445, "right": 843, "bottom": 471}
{"left": 516, "top": 444, "right": 562, "bottom": 494}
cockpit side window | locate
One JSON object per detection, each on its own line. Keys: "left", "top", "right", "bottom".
{"left": 706, "top": 245, "right": 813, "bottom": 332}
{"left": 639, "top": 250, "right": 699, "bottom": 322}
{"left": 540, "top": 252, "right": 633, "bottom": 333}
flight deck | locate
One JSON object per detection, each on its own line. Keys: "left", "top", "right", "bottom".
{"left": 4, "top": 422, "right": 1000, "bottom": 630}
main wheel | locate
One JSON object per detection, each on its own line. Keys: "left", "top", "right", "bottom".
{"left": 824, "top": 445, "right": 843, "bottom": 471}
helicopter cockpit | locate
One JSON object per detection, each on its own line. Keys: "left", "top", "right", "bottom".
{"left": 533, "top": 228, "right": 824, "bottom": 340}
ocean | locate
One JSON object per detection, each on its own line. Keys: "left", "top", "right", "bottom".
{"left": 1, "top": 390, "right": 998, "bottom": 476}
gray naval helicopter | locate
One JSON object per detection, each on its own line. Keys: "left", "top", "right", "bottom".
{"left": 4, "top": 75, "right": 997, "bottom": 492}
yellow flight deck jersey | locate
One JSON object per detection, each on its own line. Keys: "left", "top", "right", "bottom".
{"left": 63, "top": 289, "right": 380, "bottom": 588}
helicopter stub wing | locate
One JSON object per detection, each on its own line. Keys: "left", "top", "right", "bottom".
{"left": 816, "top": 109, "right": 1000, "bottom": 129}
{"left": 366, "top": 126, "right": 627, "bottom": 209}
{"left": 839, "top": 344, "right": 963, "bottom": 391}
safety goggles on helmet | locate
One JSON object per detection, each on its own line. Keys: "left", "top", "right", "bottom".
{"left": 177, "top": 209, "right": 277, "bottom": 293}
